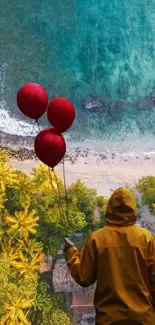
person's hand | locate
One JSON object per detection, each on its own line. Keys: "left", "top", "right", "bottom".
{"left": 64, "top": 237, "right": 75, "bottom": 252}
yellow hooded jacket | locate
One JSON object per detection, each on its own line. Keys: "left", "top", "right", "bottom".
{"left": 65, "top": 188, "right": 155, "bottom": 325}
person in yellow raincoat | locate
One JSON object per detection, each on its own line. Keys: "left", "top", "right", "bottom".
{"left": 64, "top": 188, "right": 155, "bottom": 325}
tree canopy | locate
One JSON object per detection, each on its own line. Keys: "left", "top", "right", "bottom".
{"left": 136, "top": 176, "right": 155, "bottom": 213}
{"left": 0, "top": 148, "right": 104, "bottom": 324}
{"left": 1, "top": 147, "right": 154, "bottom": 323}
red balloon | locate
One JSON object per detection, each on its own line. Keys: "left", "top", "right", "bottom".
{"left": 17, "top": 83, "right": 48, "bottom": 120}
{"left": 34, "top": 128, "right": 66, "bottom": 168}
{"left": 47, "top": 97, "right": 75, "bottom": 133}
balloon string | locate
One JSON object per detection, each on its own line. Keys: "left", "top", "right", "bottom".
{"left": 35, "top": 119, "right": 41, "bottom": 132}
{"left": 62, "top": 159, "right": 69, "bottom": 237}
{"left": 62, "top": 158, "right": 69, "bottom": 215}
{"left": 33, "top": 119, "right": 68, "bottom": 235}
{"left": 48, "top": 167, "right": 63, "bottom": 219}
{"left": 52, "top": 167, "right": 68, "bottom": 237}
{"left": 52, "top": 168, "right": 64, "bottom": 214}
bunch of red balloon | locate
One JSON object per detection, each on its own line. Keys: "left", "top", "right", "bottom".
{"left": 17, "top": 82, "right": 75, "bottom": 169}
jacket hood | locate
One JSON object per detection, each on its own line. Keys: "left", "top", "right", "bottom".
{"left": 105, "top": 188, "right": 136, "bottom": 226}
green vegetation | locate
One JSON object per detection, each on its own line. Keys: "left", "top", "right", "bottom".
{"left": 2, "top": 148, "right": 152, "bottom": 324}
{"left": 0, "top": 148, "right": 107, "bottom": 324}
{"left": 136, "top": 176, "right": 155, "bottom": 213}
{"left": 31, "top": 276, "right": 69, "bottom": 325}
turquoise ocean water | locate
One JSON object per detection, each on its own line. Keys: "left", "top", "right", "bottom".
{"left": 1, "top": 0, "right": 155, "bottom": 152}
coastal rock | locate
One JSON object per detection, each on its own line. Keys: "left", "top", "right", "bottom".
{"left": 81, "top": 96, "right": 108, "bottom": 113}
{"left": 137, "top": 92, "right": 155, "bottom": 109}
{"left": 81, "top": 90, "right": 155, "bottom": 116}
{"left": 108, "top": 101, "right": 125, "bottom": 116}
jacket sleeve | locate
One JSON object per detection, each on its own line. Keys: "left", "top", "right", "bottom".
{"left": 65, "top": 234, "right": 97, "bottom": 287}
{"left": 148, "top": 236, "right": 155, "bottom": 307}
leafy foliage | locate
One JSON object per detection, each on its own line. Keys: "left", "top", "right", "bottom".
{"left": 96, "top": 196, "right": 105, "bottom": 208}
{"left": 32, "top": 164, "right": 63, "bottom": 194}
{"left": 0, "top": 148, "right": 107, "bottom": 324}
{"left": 0, "top": 254, "right": 37, "bottom": 325}
{"left": 136, "top": 176, "right": 155, "bottom": 213}
{"left": 0, "top": 148, "right": 10, "bottom": 164}
{"left": 31, "top": 179, "right": 95, "bottom": 254}
{"left": 50, "top": 309, "right": 71, "bottom": 325}
{"left": 32, "top": 276, "right": 69, "bottom": 325}
{"left": 68, "top": 180, "right": 97, "bottom": 223}
{"left": 6, "top": 208, "right": 39, "bottom": 240}
{"left": 0, "top": 160, "right": 16, "bottom": 192}
{"left": 0, "top": 150, "right": 44, "bottom": 324}
{"left": 6, "top": 170, "right": 33, "bottom": 212}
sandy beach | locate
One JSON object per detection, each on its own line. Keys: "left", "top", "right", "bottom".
{"left": 11, "top": 151, "right": 155, "bottom": 196}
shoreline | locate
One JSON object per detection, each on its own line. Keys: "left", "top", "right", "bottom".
{"left": 1, "top": 125, "right": 155, "bottom": 157}
{"left": 10, "top": 150, "right": 155, "bottom": 196}
{"left": 1, "top": 131, "right": 155, "bottom": 196}
{"left": 1, "top": 128, "right": 155, "bottom": 161}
